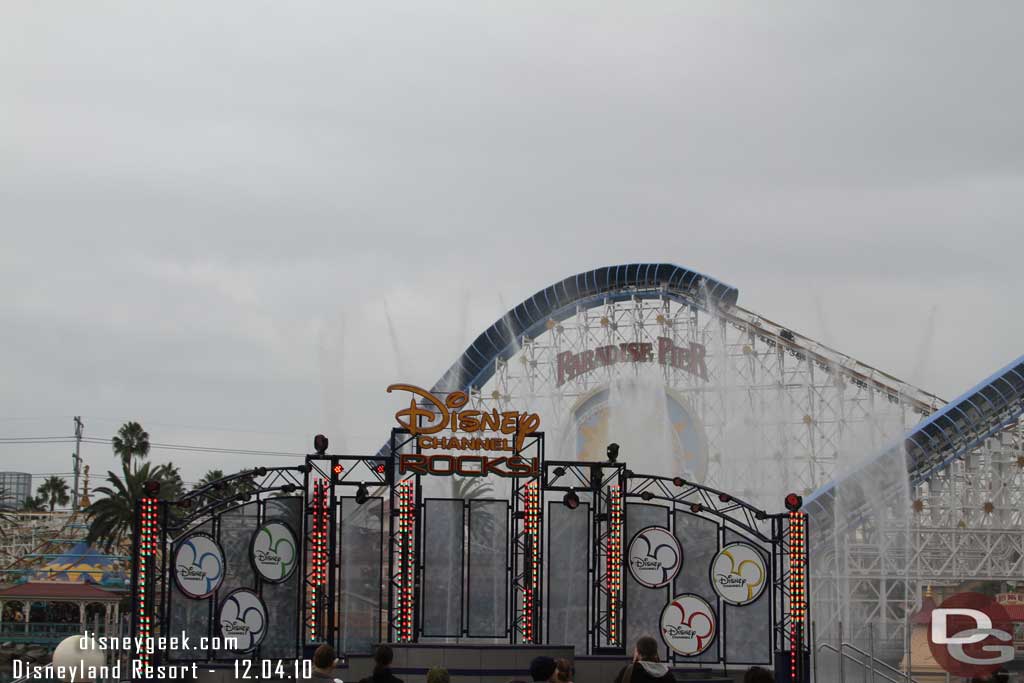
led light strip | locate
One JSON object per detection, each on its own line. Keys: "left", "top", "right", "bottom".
{"left": 397, "top": 480, "right": 415, "bottom": 642}
{"left": 309, "top": 479, "right": 328, "bottom": 640}
{"left": 523, "top": 481, "right": 540, "bottom": 643}
{"left": 608, "top": 485, "right": 623, "bottom": 644}
{"left": 788, "top": 511, "right": 806, "bottom": 681}
{"left": 136, "top": 497, "right": 158, "bottom": 663}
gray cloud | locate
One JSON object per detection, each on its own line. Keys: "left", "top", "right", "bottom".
{"left": 2, "top": 1, "right": 1021, "bottom": 484}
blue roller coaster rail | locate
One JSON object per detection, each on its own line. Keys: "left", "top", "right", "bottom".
{"left": 390, "top": 262, "right": 1022, "bottom": 530}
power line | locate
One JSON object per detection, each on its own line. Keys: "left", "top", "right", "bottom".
{"left": 0, "top": 437, "right": 76, "bottom": 443}
{"left": 1, "top": 434, "right": 308, "bottom": 458}
{"left": 78, "top": 437, "right": 305, "bottom": 458}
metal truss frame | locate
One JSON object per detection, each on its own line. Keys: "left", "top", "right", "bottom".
{"left": 483, "top": 293, "right": 938, "bottom": 504}
{"left": 130, "top": 465, "right": 308, "bottom": 670}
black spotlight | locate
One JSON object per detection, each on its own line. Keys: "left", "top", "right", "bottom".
{"left": 355, "top": 483, "right": 369, "bottom": 505}
{"left": 784, "top": 492, "right": 803, "bottom": 512}
{"left": 606, "top": 443, "right": 620, "bottom": 462}
{"left": 563, "top": 489, "right": 580, "bottom": 510}
{"left": 143, "top": 480, "right": 161, "bottom": 496}
{"left": 313, "top": 434, "right": 329, "bottom": 455}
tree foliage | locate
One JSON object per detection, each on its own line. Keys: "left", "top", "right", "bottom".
{"left": 111, "top": 421, "right": 150, "bottom": 467}
{"left": 38, "top": 476, "right": 70, "bottom": 512}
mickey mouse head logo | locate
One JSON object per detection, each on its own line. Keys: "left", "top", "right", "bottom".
{"left": 660, "top": 594, "right": 717, "bottom": 656}
{"left": 251, "top": 521, "right": 297, "bottom": 583}
{"left": 628, "top": 526, "right": 683, "bottom": 588}
{"left": 173, "top": 533, "right": 224, "bottom": 599}
{"left": 219, "top": 589, "right": 267, "bottom": 652}
{"left": 710, "top": 542, "right": 766, "bottom": 606}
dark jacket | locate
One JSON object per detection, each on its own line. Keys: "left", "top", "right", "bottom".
{"left": 614, "top": 661, "right": 675, "bottom": 683}
{"left": 359, "top": 668, "right": 403, "bottom": 683}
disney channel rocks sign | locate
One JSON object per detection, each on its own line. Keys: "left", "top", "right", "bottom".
{"left": 219, "top": 589, "right": 267, "bottom": 652}
{"left": 173, "top": 532, "right": 225, "bottom": 599}
{"left": 250, "top": 520, "right": 297, "bottom": 583}
{"left": 660, "top": 594, "right": 717, "bottom": 656}
{"left": 627, "top": 526, "right": 682, "bottom": 588}
{"left": 710, "top": 542, "right": 767, "bottom": 606}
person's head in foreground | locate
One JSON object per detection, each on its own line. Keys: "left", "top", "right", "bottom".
{"left": 373, "top": 644, "right": 394, "bottom": 670}
{"left": 426, "top": 667, "right": 450, "bottom": 683}
{"left": 634, "top": 635, "right": 661, "bottom": 662}
{"left": 529, "top": 656, "right": 557, "bottom": 682}
{"left": 554, "top": 658, "right": 573, "bottom": 683}
{"left": 624, "top": 636, "right": 672, "bottom": 681}
{"left": 744, "top": 666, "right": 774, "bottom": 683}
{"left": 312, "top": 644, "right": 338, "bottom": 675}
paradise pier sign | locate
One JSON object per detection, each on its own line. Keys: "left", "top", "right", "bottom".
{"left": 556, "top": 336, "right": 708, "bottom": 386}
{"left": 387, "top": 383, "right": 542, "bottom": 477}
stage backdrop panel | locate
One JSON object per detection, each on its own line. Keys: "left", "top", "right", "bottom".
{"left": 722, "top": 528, "right": 771, "bottom": 665}
{"left": 215, "top": 502, "right": 259, "bottom": 660}
{"left": 167, "top": 520, "right": 215, "bottom": 662}
{"left": 673, "top": 511, "right": 720, "bottom": 664}
{"left": 625, "top": 503, "right": 670, "bottom": 659}
{"left": 546, "top": 501, "right": 590, "bottom": 654}
{"left": 467, "top": 500, "right": 508, "bottom": 638}
{"left": 338, "top": 496, "right": 383, "bottom": 655}
{"left": 421, "top": 499, "right": 464, "bottom": 637}
{"left": 259, "top": 496, "right": 302, "bottom": 659}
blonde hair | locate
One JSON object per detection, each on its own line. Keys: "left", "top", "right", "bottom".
{"left": 427, "top": 667, "right": 450, "bottom": 683}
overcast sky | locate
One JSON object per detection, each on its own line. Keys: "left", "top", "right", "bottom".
{"left": 2, "top": 2, "right": 1021, "bottom": 489}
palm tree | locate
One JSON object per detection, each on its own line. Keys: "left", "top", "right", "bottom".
{"left": 21, "top": 496, "right": 46, "bottom": 512}
{"left": 160, "top": 463, "right": 185, "bottom": 501}
{"left": 450, "top": 476, "right": 496, "bottom": 545}
{"left": 451, "top": 476, "right": 494, "bottom": 500}
{"left": 37, "top": 476, "right": 70, "bottom": 512}
{"left": 112, "top": 421, "right": 150, "bottom": 467}
{"left": 193, "top": 469, "right": 258, "bottom": 501}
{"left": 86, "top": 461, "right": 177, "bottom": 551}
{"left": 195, "top": 470, "right": 225, "bottom": 489}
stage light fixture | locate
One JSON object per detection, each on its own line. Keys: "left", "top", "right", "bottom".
{"left": 355, "top": 483, "right": 369, "bottom": 505}
{"left": 143, "top": 480, "right": 160, "bottom": 496}
{"left": 313, "top": 434, "right": 329, "bottom": 455}
{"left": 785, "top": 493, "right": 803, "bottom": 512}
{"left": 563, "top": 489, "right": 580, "bottom": 510}
{"left": 672, "top": 477, "right": 686, "bottom": 487}
{"left": 606, "top": 443, "right": 620, "bottom": 462}
{"left": 553, "top": 466, "right": 566, "bottom": 477}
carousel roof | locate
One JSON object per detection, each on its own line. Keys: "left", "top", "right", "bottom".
{"left": 0, "top": 581, "right": 121, "bottom": 601}
{"left": 27, "top": 541, "right": 128, "bottom": 587}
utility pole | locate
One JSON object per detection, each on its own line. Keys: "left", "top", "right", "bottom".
{"left": 72, "top": 416, "right": 83, "bottom": 510}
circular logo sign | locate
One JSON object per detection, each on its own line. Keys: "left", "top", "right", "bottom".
{"left": 628, "top": 526, "right": 683, "bottom": 588}
{"left": 927, "top": 592, "right": 1014, "bottom": 679}
{"left": 173, "top": 532, "right": 225, "bottom": 599}
{"left": 710, "top": 542, "right": 767, "bottom": 606}
{"left": 219, "top": 589, "right": 267, "bottom": 652}
{"left": 250, "top": 520, "right": 297, "bottom": 583}
{"left": 660, "top": 594, "right": 717, "bottom": 656}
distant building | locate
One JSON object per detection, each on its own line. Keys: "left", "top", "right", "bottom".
{"left": 0, "top": 472, "right": 32, "bottom": 509}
